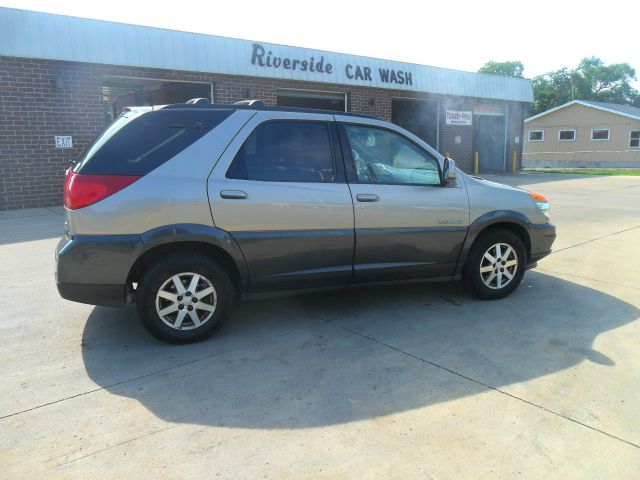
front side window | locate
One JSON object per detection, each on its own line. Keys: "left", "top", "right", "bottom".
{"left": 591, "top": 129, "right": 610, "bottom": 141}
{"left": 528, "top": 130, "right": 544, "bottom": 141}
{"left": 558, "top": 129, "right": 576, "bottom": 141}
{"left": 344, "top": 125, "right": 440, "bottom": 186}
{"left": 227, "top": 121, "right": 335, "bottom": 182}
{"left": 631, "top": 131, "right": 640, "bottom": 148}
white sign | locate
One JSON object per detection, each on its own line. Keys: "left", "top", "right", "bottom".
{"left": 445, "top": 111, "right": 473, "bottom": 126}
{"left": 55, "top": 136, "right": 73, "bottom": 148}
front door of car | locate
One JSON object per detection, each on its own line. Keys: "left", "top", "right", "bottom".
{"left": 338, "top": 121, "right": 469, "bottom": 283}
{"left": 208, "top": 111, "right": 354, "bottom": 292}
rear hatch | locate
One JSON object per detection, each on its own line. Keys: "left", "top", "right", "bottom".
{"left": 64, "top": 107, "right": 233, "bottom": 211}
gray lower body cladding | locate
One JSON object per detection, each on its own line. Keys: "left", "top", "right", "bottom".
{"left": 56, "top": 234, "right": 142, "bottom": 306}
{"left": 231, "top": 226, "right": 467, "bottom": 292}
{"left": 55, "top": 223, "right": 250, "bottom": 306}
{"left": 529, "top": 223, "right": 556, "bottom": 262}
{"left": 56, "top": 222, "right": 555, "bottom": 307}
{"left": 230, "top": 229, "right": 354, "bottom": 292}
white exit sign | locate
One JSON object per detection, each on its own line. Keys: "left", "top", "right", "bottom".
{"left": 54, "top": 136, "right": 73, "bottom": 148}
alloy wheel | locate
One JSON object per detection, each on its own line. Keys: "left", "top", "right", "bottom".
{"left": 155, "top": 272, "right": 217, "bottom": 330}
{"left": 479, "top": 243, "right": 518, "bottom": 290}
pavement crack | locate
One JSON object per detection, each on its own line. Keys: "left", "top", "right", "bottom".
{"left": 53, "top": 424, "right": 185, "bottom": 468}
{"left": 552, "top": 225, "right": 640, "bottom": 253}
{"left": 0, "top": 323, "right": 322, "bottom": 421}
{"left": 326, "top": 320, "right": 640, "bottom": 450}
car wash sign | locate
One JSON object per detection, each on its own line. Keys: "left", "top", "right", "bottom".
{"left": 250, "top": 43, "right": 413, "bottom": 87}
{"left": 445, "top": 110, "right": 473, "bottom": 125}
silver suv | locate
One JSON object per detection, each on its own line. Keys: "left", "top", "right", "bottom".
{"left": 56, "top": 101, "right": 556, "bottom": 343}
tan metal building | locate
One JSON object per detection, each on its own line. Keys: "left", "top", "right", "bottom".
{"left": 523, "top": 100, "right": 640, "bottom": 168}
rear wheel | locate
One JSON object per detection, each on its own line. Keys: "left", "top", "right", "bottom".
{"left": 463, "top": 229, "right": 526, "bottom": 300}
{"left": 136, "top": 253, "right": 234, "bottom": 343}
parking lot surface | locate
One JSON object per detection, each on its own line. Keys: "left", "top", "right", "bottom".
{"left": 1, "top": 173, "right": 639, "bottom": 478}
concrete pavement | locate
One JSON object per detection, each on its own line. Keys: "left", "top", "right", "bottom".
{"left": 1, "top": 173, "right": 639, "bottom": 478}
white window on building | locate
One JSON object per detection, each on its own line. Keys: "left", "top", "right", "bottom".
{"left": 558, "top": 129, "right": 576, "bottom": 141}
{"left": 591, "top": 128, "right": 610, "bottom": 141}
{"left": 630, "top": 131, "right": 640, "bottom": 148}
{"left": 528, "top": 130, "right": 544, "bottom": 141}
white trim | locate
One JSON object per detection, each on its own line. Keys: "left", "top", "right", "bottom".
{"left": 525, "top": 99, "right": 640, "bottom": 123}
{"left": 526, "top": 101, "right": 580, "bottom": 123}
{"left": 503, "top": 104, "right": 509, "bottom": 171}
{"left": 557, "top": 129, "right": 576, "bottom": 141}
{"left": 523, "top": 150, "right": 632, "bottom": 155}
{"left": 528, "top": 129, "right": 544, "bottom": 142}
{"left": 436, "top": 101, "right": 440, "bottom": 152}
{"left": 591, "top": 128, "right": 610, "bottom": 141}
{"left": 630, "top": 129, "right": 640, "bottom": 149}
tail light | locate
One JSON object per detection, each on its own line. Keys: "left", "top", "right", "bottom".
{"left": 63, "top": 170, "right": 141, "bottom": 210}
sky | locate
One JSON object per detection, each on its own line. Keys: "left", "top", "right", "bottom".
{"left": 2, "top": 0, "right": 639, "bottom": 86}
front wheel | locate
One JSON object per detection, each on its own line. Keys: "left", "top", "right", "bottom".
{"left": 136, "top": 253, "right": 234, "bottom": 343}
{"left": 463, "top": 229, "right": 526, "bottom": 300}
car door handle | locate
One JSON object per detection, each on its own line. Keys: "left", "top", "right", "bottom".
{"left": 220, "top": 190, "right": 247, "bottom": 200}
{"left": 356, "top": 193, "right": 379, "bottom": 202}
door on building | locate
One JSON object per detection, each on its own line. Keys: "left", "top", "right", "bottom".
{"left": 277, "top": 90, "right": 346, "bottom": 112}
{"left": 473, "top": 114, "right": 506, "bottom": 172}
{"left": 391, "top": 99, "right": 438, "bottom": 149}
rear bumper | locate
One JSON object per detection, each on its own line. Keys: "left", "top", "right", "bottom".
{"left": 529, "top": 223, "right": 556, "bottom": 263}
{"left": 56, "top": 282, "right": 126, "bottom": 307}
{"left": 55, "top": 233, "right": 142, "bottom": 306}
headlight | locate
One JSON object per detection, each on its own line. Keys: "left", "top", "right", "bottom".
{"left": 530, "top": 192, "right": 549, "bottom": 219}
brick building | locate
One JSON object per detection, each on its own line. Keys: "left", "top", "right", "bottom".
{"left": 0, "top": 8, "right": 533, "bottom": 210}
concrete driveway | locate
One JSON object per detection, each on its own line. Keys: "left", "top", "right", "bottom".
{"left": 1, "top": 173, "right": 639, "bottom": 478}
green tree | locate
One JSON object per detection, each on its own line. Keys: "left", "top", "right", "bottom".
{"left": 529, "top": 57, "right": 639, "bottom": 115}
{"left": 575, "top": 57, "right": 638, "bottom": 104}
{"left": 530, "top": 68, "right": 575, "bottom": 115}
{"left": 478, "top": 60, "right": 524, "bottom": 78}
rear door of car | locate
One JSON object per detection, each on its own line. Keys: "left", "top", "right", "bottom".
{"left": 208, "top": 110, "right": 354, "bottom": 292}
{"left": 336, "top": 117, "right": 469, "bottom": 283}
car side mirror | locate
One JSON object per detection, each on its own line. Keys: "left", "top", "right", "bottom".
{"left": 442, "top": 157, "right": 457, "bottom": 185}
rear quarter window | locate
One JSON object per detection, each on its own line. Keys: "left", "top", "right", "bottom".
{"left": 74, "top": 109, "right": 233, "bottom": 175}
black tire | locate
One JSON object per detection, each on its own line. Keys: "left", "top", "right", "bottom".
{"left": 462, "top": 228, "right": 526, "bottom": 300}
{"left": 135, "top": 253, "right": 234, "bottom": 344}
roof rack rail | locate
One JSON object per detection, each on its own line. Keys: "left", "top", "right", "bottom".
{"left": 160, "top": 101, "right": 377, "bottom": 119}
{"left": 186, "top": 98, "right": 211, "bottom": 105}
{"left": 233, "top": 100, "right": 265, "bottom": 107}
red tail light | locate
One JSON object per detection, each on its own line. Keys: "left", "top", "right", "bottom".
{"left": 63, "top": 170, "right": 141, "bottom": 209}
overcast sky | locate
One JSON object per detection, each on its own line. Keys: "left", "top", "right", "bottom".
{"left": 2, "top": 0, "right": 639, "bottom": 86}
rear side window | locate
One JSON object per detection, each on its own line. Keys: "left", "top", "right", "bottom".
{"left": 74, "top": 109, "right": 232, "bottom": 175}
{"left": 226, "top": 121, "right": 335, "bottom": 182}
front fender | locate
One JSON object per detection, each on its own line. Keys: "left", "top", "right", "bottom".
{"left": 454, "top": 211, "right": 534, "bottom": 276}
